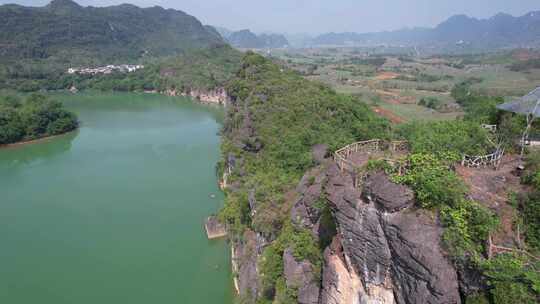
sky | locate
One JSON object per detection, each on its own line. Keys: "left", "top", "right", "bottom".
{"left": 1, "top": 0, "right": 539, "bottom": 34}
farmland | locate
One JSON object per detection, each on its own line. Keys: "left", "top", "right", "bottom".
{"left": 266, "top": 48, "right": 540, "bottom": 122}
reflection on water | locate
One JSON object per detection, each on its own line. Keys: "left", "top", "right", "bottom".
{"left": 0, "top": 131, "right": 78, "bottom": 169}
{"left": 0, "top": 93, "right": 232, "bottom": 304}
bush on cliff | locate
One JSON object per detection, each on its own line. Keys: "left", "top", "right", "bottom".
{"left": 397, "top": 120, "right": 491, "bottom": 157}
{"left": 480, "top": 253, "right": 539, "bottom": 304}
{"left": 393, "top": 153, "right": 465, "bottom": 209}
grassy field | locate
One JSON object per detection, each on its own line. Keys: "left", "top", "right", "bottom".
{"left": 264, "top": 48, "right": 540, "bottom": 123}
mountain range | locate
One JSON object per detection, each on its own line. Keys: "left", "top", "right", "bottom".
{"left": 311, "top": 11, "right": 540, "bottom": 49}
{"left": 215, "top": 27, "right": 289, "bottom": 49}
{"left": 0, "top": 0, "right": 225, "bottom": 64}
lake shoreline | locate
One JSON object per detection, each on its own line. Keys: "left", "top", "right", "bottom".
{"left": 0, "top": 92, "right": 233, "bottom": 303}
{"left": 0, "top": 130, "right": 78, "bottom": 149}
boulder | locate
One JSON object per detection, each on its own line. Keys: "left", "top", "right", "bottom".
{"left": 312, "top": 144, "right": 329, "bottom": 164}
{"left": 363, "top": 171, "right": 414, "bottom": 212}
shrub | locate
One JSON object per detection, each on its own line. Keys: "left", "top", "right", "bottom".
{"left": 418, "top": 96, "right": 442, "bottom": 110}
{"left": 397, "top": 120, "right": 491, "bottom": 156}
{"left": 393, "top": 153, "right": 465, "bottom": 209}
{"left": 440, "top": 200, "right": 499, "bottom": 258}
{"left": 490, "top": 281, "right": 536, "bottom": 304}
{"left": 480, "top": 253, "right": 539, "bottom": 304}
{"left": 465, "top": 293, "right": 490, "bottom": 304}
{"left": 258, "top": 224, "right": 322, "bottom": 301}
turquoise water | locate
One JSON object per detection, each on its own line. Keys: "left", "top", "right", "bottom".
{"left": 0, "top": 93, "right": 233, "bottom": 304}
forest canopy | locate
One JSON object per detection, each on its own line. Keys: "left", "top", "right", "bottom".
{"left": 0, "top": 94, "right": 78, "bottom": 145}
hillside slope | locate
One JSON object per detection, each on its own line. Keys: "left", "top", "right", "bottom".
{"left": 218, "top": 53, "right": 540, "bottom": 304}
{"left": 0, "top": 0, "right": 225, "bottom": 64}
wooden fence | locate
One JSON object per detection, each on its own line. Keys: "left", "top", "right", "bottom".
{"left": 461, "top": 147, "right": 505, "bottom": 170}
{"left": 481, "top": 124, "right": 497, "bottom": 132}
{"left": 334, "top": 139, "right": 408, "bottom": 171}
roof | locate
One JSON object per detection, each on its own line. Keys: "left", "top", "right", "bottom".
{"left": 496, "top": 87, "right": 540, "bottom": 117}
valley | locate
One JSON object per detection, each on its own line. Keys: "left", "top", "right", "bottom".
{"left": 1, "top": 0, "right": 539, "bottom": 304}
{"left": 267, "top": 47, "right": 540, "bottom": 122}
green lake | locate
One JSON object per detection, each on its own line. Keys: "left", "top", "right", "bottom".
{"left": 0, "top": 93, "right": 233, "bottom": 304}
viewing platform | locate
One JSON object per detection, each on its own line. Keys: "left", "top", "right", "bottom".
{"left": 205, "top": 216, "right": 227, "bottom": 239}
{"left": 333, "top": 139, "right": 409, "bottom": 187}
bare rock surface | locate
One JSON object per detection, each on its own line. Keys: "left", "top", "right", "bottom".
{"left": 283, "top": 248, "right": 320, "bottom": 304}
{"left": 233, "top": 230, "right": 260, "bottom": 303}
{"left": 323, "top": 163, "right": 461, "bottom": 304}
{"left": 363, "top": 171, "right": 414, "bottom": 212}
{"left": 291, "top": 167, "right": 326, "bottom": 234}
{"left": 320, "top": 236, "right": 395, "bottom": 304}
{"left": 312, "top": 144, "right": 328, "bottom": 164}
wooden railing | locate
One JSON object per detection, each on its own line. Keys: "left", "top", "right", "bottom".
{"left": 389, "top": 140, "right": 408, "bottom": 153}
{"left": 481, "top": 124, "right": 497, "bottom": 132}
{"left": 461, "top": 147, "right": 504, "bottom": 170}
{"left": 334, "top": 140, "right": 380, "bottom": 172}
{"left": 334, "top": 139, "right": 408, "bottom": 171}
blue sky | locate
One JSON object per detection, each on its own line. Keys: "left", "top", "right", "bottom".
{"left": 2, "top": 0, "right": 539, "bottom": 34}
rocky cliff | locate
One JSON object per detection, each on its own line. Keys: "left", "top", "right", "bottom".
{"left": 322, "top": 167, "right": 461, "bottom": 304}
{"left": 162, "top": 87, "right": 230, "bottom": 106}
{"left": 218, "top": 53, "right": 463, "bottom": 304}
{"left": 285, "top": 159, "right": 462, "bottom": 304}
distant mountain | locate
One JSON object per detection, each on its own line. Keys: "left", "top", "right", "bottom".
{"left": 215, "top": 28, "right": 289, "bottom": 49}
{"left": 258, "top": 33, "right": 289, "bottom": 49}
{"left": 214, "top": 26, "right": 233, "bottom": 40}
{"left": 283, "top": 33, "right": 314, "bottom": 48}
{"left": 0, "top": 0, "right": 226, "bottom": 64}
{"left": 312, "top": 11, "right": 540, "bottom": 50}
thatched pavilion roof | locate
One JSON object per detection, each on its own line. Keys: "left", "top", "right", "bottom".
{"left": 497, "top": 87, "right": 540, "bottom": 117}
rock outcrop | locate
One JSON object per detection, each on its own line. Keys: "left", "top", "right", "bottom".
{"left": 232, "top": 230, "right": 260, "bottom": 302}
{"left": 323, "top": 166, "right": 461, "bottom": 304}
{"left": 283, "top": 248, "right": 320, "bottom": 304}
{"left": 291, "top": 166, "right": 327, "bottom": 236}
{"left": 230, "top": 159, "right": 462, "bottom": 304}
{"left": 363, "top": 171, "right": 414, "bottom": 212}
{"left": 204, "top": 216, "right": 227, "bottom": 239}
{"left": 162, "top": 87, "right": 230, "bottom": 105}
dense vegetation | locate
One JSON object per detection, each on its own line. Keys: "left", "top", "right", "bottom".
{"left": 217, "top": 52, "right": 540, "bottom": 303}
{"left": 0, "top": 0, "right": 224, "bottom": 64}
{"left": 389, "top": 122, "right": 539, "bottom": 304}
{"left": 0, "top": 45, "right": 242, "bottom": 93}
{"left": 509, "top": 58, "right": 540, "bottom": 72}
{"left": 0, "top": 94, "right": 78, "bottom": 144}
{"left": 391, "top": 84, "right": 540, "bottom": 303}
{"left": 218, "top": 53, "right": 390, "bottom": 302}
{"left": 0, "top": 0, "right": 241, "bottom": 95}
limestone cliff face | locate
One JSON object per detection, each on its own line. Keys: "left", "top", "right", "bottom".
{"left": 162, "top": 87, "right": 230, "bottom": 105}
{"left": 283, "top": 248, "right": 320, "bottom": 304}
{"left": 232, "top": 230, "right": 260, "bottom": 302}
{"left": 288, "top": 162, "right": 462, "bottom": 304}
{"left": 324, "top": 166, "right": 461, "bottom": 304}
{"left": 320, "top": 236, "right": 394, "bottom": 304}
